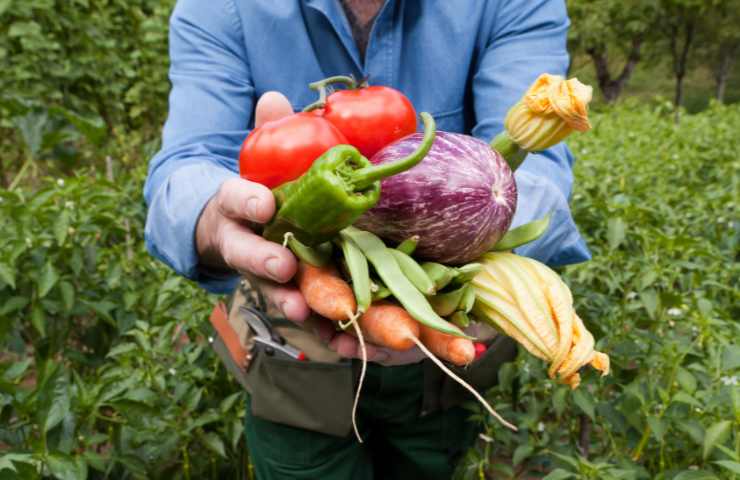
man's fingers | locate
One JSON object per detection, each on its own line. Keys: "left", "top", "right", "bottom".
{"left": 215, "top": 177, "right": 275, "bottom": 224}
{"left": 255, "top": 91, "right": 294, "bottom": 128}
{"left": 220, "top": 223, "right": 297, "bottom": 283}
{"left": 329, "top": 333, "right": 389, "bottom": 363}
{"left": 256, "top": 280, "right": 310, "bottom": 323}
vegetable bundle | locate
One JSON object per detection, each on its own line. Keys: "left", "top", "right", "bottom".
{"left": 237, "top": 73, "right": 607, "bottom": 439}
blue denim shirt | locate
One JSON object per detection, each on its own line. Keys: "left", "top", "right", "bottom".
{"left": 144, "top": 0, "right": 591, "bottom": 294}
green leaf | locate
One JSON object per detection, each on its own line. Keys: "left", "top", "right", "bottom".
{"left": 696, "top": 298, "right": 713, "bottom": 318}
{"left": 219, "top": 392, "right": 242, "bottom": 413}
{"left": 640, "top": 289, "right": 659, "bottom": 320}
{"left": 607, "top": 217, "right": 626, "bottom": 250}
{"left": 42, "top": 371, "right": 71, "bottom": 434}
{"left": 54, "top": 210, "right": 71, "bottom": 245}
{"left": 59, "top": 281, "right": 75, "bottom": 313}
{"left": 0, "top": 262, "right": 16, "bottom": 289}
{"left": 3, "top": 358, "right": 32, "bottom": 381}
{"left": 722, "top": 345, "right": 740, "bottom": 371}
{"left": 0, "top": 0, "right": 12, "bottom": 17}
{"left": 0, "top": 296, "right": 28, "bottom": 315}
{"left": 512, "top": 444, "right": 534, "bottom": 466}
{"left": 647, "top": 416, "right": 666, "bottom": 442}
{"left": 703, "top": 420, "right": 731, "bottom": 460}
{"left": 51, "top": 107, "right": 107, "bottom": 147}
{"left": 672, "top": 392, "right": 701, "bottom": 407}
{"left": 0, "top": 453, "right": 37, "bottom": 472}
{"left": 31, "top": 305, "right": 46, "bottom": 337}
{"left": 38, "top": 261, "right": 59, "bottom": 298}
{"left": 553, "top": 387, "right": 569, "bottom": 417}
{"left": 46, "top": 453, "right": 87, "bottom": 480}
{"left": 542, "top": 468, "right": 575, "bottom": 480}
{"left": 676, "top": 367, "right": 697, "bottom": 393}
{"left": 714, "top": 461, "right": 740, "bottom": 475}
{"left": 572, "top": 389, "right": 596, "bottom": 421}
{"left": 106, "top": 343, "right": 137, "bottom": 357}
{"left": 200, "top": 432, "right": 226, "bottom": 458}
{"left": 8, "top": 21, "right": 42, "bottom": 37}
{"left": 673, "top": 470, "right": 718, "bottom": 480}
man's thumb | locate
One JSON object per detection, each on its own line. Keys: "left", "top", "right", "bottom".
{"left": 254, "top": 91, "right": 294, "bottom": 128}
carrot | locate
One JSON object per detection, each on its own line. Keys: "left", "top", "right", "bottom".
{"left": 354, "top": 302, "right": 517, "bottom": 432}
{"left": 296, "top": 261, "right": 356, "bottom": 322}
{"left": 418, "top": 324, "right": 475, "bottom": 366}
{"left": 357, "top": 301, "right": 420, "bottom": 351}
{"left": 296, "top": 265, "right": 517, "bottom": 435}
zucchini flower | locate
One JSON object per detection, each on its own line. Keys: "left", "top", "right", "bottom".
{"left": 491, "top": 74, "right": 593, "bottom": 171}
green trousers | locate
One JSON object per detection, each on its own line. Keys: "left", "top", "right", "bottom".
{"left": 244, "top": 361, "right": 480, "bottom": 480}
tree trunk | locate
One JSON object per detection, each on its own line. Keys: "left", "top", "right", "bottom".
{"left": 671, "top": 19, "right": 695, "bottom": 122}
{"left": 586, "top": 37, "right": 643, "bottom": 103}
{"left": 715, "top": 44, "right": 737, "bottom": 103}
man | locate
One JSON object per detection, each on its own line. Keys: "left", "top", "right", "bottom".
{"left": 144, "top": 0, "right": 590, "bottom": 478}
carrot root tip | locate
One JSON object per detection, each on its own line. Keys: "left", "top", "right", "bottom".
{"left": 350, "top": 320, "right": 366, "bottom": 444}
{"left": 409, "top": 335, "right": 517, "bottom": 432}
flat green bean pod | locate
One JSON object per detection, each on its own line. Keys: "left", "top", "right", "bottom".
{"left": 429, "top": 284, "right": 468, "bottom": 317}
{"left": 450, "top": 311, "right": 470, "bottom": 329}
{"left": 341, "top": 227, "right": 469, "bottom": 338}
{"left": 459, "top": 283, "right": 476, "bottom": 313}
{"left": 284, "top": 233, "right": 332, "bottom": 267}
{"left": 389, "top": 249, "right": 435, "bottom": 295}
{"left": 396, "top": 235, "right": 420, "bottom": 256}
{"left": 421, "top": 262, "right": 459, "bottom": 291}
{"left": 337, "top": 233, "right": 372, "bottom": 313}
{"left": 492, "top": 213, "right": 552, "bottom": 252}
{"left": 452, "top": 263, "right": 483, "bottom": 285}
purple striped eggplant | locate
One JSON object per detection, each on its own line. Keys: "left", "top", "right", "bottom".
{"left": 356, "top": 132, "right": 517, "bottom": 264}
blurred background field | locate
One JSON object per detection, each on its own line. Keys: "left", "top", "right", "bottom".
{"left": 1, "top": 1, "right": 738, "bottom": 479}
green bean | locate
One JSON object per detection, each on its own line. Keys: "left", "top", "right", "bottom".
{"left": 492, "top": 213, "right": 552, "bottom": 251}
{"left": 338, "top": 233, "right": 371, "bottom": 313}
{"left": 428, "top": 284, "right": 468, "bottom": 316}
{"left": 421, "top": 262, "right": 459, "bottom": 291}
{"left": 341, "top": 227, "right": 468, "bottom": 338}
{"left": 396, "top": 235, "right": 420, "bottom": 255}
{"left": 389, "top": 249, "right": 435, "bottom": 295}
{"left": 450, "top": 311, "right": 470, "bottom": 329}
{"left": 284, "top": 233, "right": 332, "bottom": 267}
{"left": 451, "top": 262, "right": 482, "bottom": 285}
{"left": 459, "top": 283, "right": 476, "bottom": 313}
{"left": 370, "top": 280, "right": 392, "bottom": 301}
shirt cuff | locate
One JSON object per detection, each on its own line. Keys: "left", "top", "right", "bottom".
{"left": 510, "top": 169, "right": 591, "bottom": 266}
{"left": 144, "top": 161, "right": 240, "bottom": 294}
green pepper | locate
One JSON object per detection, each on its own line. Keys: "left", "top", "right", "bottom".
{"left": 262, "top": 112, "right": 436, "bottom": 245}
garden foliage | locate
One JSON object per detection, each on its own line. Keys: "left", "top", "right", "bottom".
{"left": 1, "top": 104, "right": 738, "bottom": 479}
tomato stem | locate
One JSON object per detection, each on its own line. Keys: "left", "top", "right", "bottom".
{"left": 303, "top": 75, "right": 358, "bottom": 112}
{"left": 350, "top": 112, "right": 436, "bottom": 190}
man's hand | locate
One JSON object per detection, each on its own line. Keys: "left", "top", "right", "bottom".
{"left": 195, "top": 91, "right": 428, "bottom": 365}
{"left": 195, "top": 92, "right": 311, "bottom": 322}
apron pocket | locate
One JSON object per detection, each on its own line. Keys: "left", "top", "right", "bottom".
{"left": 245, "top": 351, "right": 355, "bottom": 437}
{"left": 422, "top": 335, "right": 518, "bottom": 412}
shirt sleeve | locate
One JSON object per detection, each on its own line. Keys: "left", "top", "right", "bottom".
{"left": 143, "top": 0, "right": 252, "bottom": 293}
{"left": 471, "top": 0, "right": 590, "bottom": 266}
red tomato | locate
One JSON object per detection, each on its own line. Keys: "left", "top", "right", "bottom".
{"left": 239, "top": 113, "right": 347, "bottom": 189}
{"left": 322, "top": 86, "right": 417, "bottom": 158}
